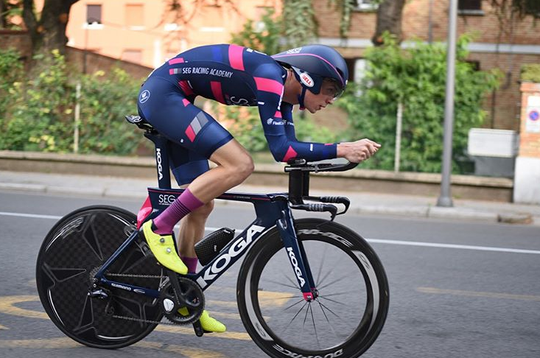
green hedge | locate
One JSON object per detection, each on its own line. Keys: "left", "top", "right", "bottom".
{"left": 0, "top": 49, "right": 146, "bottom": 154}
{"left": 521, "top": 64, "right": 540, "bottom": 83}
{"left": 337, "top": 34, "right": 502, "bottom": 174}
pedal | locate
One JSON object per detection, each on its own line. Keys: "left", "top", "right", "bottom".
{"left": 193, "top": 320, "right": 204, "bottom": 337}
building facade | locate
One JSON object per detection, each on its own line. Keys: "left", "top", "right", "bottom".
{"left": 32, "top": 0, "right": 539, "bottom": 132}
{"left": 65, "top": 0, "right": 280, "bottom": 69}
{"left": 315, "top": 0, "right": 540, "bottom": 131}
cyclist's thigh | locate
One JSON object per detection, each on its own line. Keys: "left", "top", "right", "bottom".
{"left": 169, "top": 144, "right": 209, "bottom": 186}
{"left": 138, "top": 77, "right": 234, "bottom": 185}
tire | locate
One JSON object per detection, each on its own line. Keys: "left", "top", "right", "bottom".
{"left": 237, "top": 218, "right": 389, "bottom": 358}
{"left": 36, "top": 206, "right": 163, "bottom": 349}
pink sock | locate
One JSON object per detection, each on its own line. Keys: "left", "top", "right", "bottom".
{"left": 153, "top": 188, "right": 204, "bottom": 234}
{"left": 181, "top": 256, "right": 199, "bottom": 274}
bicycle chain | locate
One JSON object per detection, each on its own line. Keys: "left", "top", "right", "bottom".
{"left": 112, "top": 313, "right": 178, "bottom": 326}
{"left": 105, "top": 272, "right": 164, "bottom": 279}
{"left": 105, "top": 272, "right": 197, "bottom": 326}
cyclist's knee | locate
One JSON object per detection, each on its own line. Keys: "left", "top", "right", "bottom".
{"left": 190, "top": 200, "right": 214, "bottom": 219}
{"left": 235, "top": 156, "right": 254, "bottom": 181}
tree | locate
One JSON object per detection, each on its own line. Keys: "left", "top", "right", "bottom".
{"left": 337, "top": 35, "right": 502, "bottom": 173}
{"left": 371, "top": 0, "right": 407, "bottom": 46}
{"left": 22, "top": 0, "right": 79, "bottom": 56}
{"left": 330, "top": 0, "right": 538, "bottom": 46}
{"left": 0, "top": 0, "right": 23, "bottom": 29}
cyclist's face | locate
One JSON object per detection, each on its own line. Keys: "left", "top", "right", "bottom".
{"left": 303, "top": 79, "right": 341, "bottom": 114}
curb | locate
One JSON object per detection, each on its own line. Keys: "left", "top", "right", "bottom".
{"left": 0, "top": 150, "right": 515, "bottom": 202}
{"left": 2, "top": 181, "right": 536, "bottom": 225}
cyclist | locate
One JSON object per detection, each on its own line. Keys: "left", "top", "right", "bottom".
{"left": 137, "top": 44, "right": 381, "bottom": 333}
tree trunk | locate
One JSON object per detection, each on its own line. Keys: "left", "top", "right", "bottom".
{"left": 372, "top": 0, "right": 407, "bottom": 46}
{"left": 0, "top": 0, "right": 5, "bottom": 28}
{"left": 23, "top": 0, "right": 79, "bottom": 57}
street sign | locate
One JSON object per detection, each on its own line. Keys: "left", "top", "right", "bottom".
{"left": 526, "top": 96, "right": 540, "bottom": 133}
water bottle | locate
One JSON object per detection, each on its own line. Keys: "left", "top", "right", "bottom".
{"left": 194, "top": 228, "right": 235, "bottom": 265}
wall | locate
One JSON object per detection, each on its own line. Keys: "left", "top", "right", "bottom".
{"left": 315, "top": 0, "right": 540, "bottom": 132}
{"left": 0, "top": 31, "right": 151, "bottom": 80}
{"left": 0, "top": 30, "right": 32, "bottom": 58}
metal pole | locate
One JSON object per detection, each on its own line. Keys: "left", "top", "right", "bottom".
{"left": 394, "top": 102, "right": 403, "bottom": 173}
{"left": 437, "top": 0, "right": 458, "bottom": 207}
{"left": 74, "top": 82, "right": 81, "bottom": 153}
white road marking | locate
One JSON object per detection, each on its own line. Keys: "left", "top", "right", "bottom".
{"left": 2, "top": 211, "right": 539, "bottom": 255}
{"left": 0, "top": 211, "right": 62, "bottom": 220}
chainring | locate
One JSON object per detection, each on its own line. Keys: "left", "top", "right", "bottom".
{"left": 160, "top": 276, "right": 204, "bottom": 325}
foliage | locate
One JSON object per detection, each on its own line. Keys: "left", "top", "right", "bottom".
{"left": 76, "top": 68, "right": 142, "bottom": 154}
{"left": 489, "top": 0, "right": 540, "bottom": 20}
{"left": 337, "top": 34, "right": 502, "bottom": 173}
{"left": 0, "top": 0, "right": 23, "bottom": 29}
{"left": 281, "top": 0, "right": 318, "bottom": 47}
{"left": 226, "top": 5, "right": 340, "bottom": 155}
{"left": 230, "top": 7, "right": 282, "bottom": 55}
{"left": 3, "top": 50, "right": 76, "bottom": 151}
{"left": 223, "top": 105, "right": 341, "bottom": 154}
{"left": 0, "top": 49, "right": 145, "bottom": 154}
{"left": 0, "top": 48, "right": 23, "bottom": 121}
{"left": 521, "top": 64, "right": 540, "bottom": 83}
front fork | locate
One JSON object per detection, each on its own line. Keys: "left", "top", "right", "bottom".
{"left": 276, "top": 209, "right": 318, "bottom": 301}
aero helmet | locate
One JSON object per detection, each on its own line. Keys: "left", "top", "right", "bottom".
{"left": 272, "top": 44, "right": 349, "bottom": 105}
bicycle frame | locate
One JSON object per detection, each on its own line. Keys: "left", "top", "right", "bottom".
{"left": 94, "top": 129, "right": 321, "bottom": 301}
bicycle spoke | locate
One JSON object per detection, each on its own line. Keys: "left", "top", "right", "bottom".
{"left": 283, "top": 301, "right": 309, "bottom": 332}
{"left": 317, "top": 299, "right": 344, "bottom": 320}
{"left": 319, "top": 290, "right": 363, "bottom": 299}
{"left": 317, "top": 299, "right": 360, "bottom": 334}
{"left": 307, "top": 303, "right": 321, "bottom": 349}
{"left": 318, "top": 294, "right": 351, "bottom": 307}
{"left": 283, "top": 297, "right": 305, "bottom": 311}
{"left": 316, "top": 300, "right": 341, "bottom": 340}
{"left": 316, "top": 265, "right": 336, "bottom": 288}
{"left": 313, "top": 245, "right": 328, "bottom": 285}
{"left": 317, "top": 274, "right": 352, "bottom": 291}
{"left": 263, "top": 277, "right": 299, "bottom": 291}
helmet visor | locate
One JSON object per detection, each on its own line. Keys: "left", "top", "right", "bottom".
{"left": 322, "top": 78, "right": 346, "bottom": 99}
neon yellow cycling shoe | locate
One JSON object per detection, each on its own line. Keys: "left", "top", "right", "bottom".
{"left": 178, "top": 308, "right": 227, "bottom": 333}
{"left": 141, "top": 220, "right": 188, "bottom": 275}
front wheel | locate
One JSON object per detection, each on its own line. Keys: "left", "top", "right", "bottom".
{"left": 237, "top": 218, "right": 389, "bottom": 358}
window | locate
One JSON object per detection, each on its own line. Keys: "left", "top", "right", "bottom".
{"left": 121, "top": 49, "right": 143, "bottom": 64}
{"left": 86, "top": 4, "right": 102, "bottom": 24}
{"left": 352, "top": 0, "right": 378, "bottom": 11}
{"left": 525, "top": 0, "right": 540, "bottom": 17}
{"left": 458, "top": 0, "right": 484, "bottom": 15}
{"left": 126, "top": 4, "right": 144, "bottom": 28}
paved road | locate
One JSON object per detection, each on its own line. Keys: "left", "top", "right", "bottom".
{"left": 0, "top": 191, "right": 539, "bottom": 357}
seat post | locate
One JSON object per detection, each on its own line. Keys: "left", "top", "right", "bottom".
{"left": 144, "top": 132, "right": 172, "bottom": 189}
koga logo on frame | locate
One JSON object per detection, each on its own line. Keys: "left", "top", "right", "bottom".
{"left": 156, "top": 148, "right": 164, "bottom": 180}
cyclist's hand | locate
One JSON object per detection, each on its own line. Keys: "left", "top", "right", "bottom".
{"left": 337, "top": 139, "right": 381, "bottom": 163}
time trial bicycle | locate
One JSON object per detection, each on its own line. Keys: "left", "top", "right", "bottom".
{"left": 36, "top": 115, "right": 389, "bottom": 358}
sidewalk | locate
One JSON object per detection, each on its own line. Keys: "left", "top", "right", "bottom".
{"left": 1, "top": 170, "right": 539, "bottom": 225}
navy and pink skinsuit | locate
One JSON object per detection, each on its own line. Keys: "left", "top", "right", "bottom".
{"left": 137, "top": 44, "right": 338, "bottom": 185}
